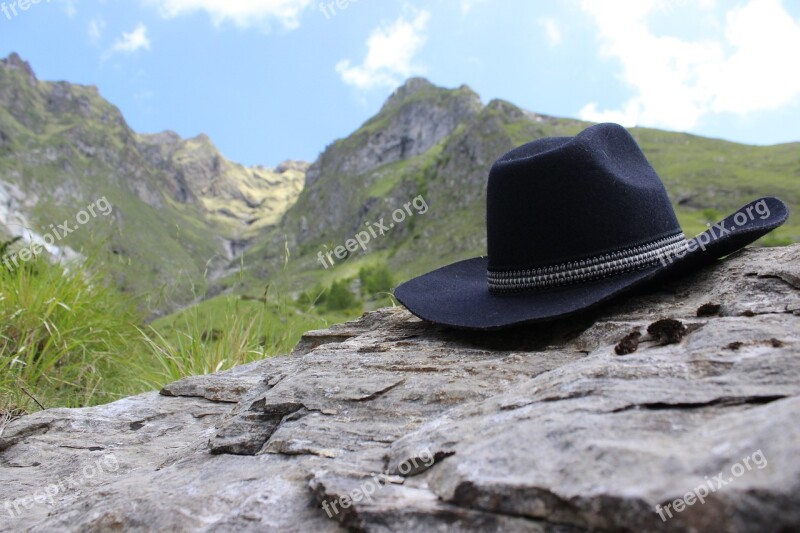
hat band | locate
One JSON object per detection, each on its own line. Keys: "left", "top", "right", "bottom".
{"left": 487, "top": 232, "right": 687, "bottom": 293}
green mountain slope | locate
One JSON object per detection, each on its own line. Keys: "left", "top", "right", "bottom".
{"left": 0, "top": 53, "right": 306, "bottom": 313}
{"left": 220, "top": 78, "right": 798, "bottom": 307}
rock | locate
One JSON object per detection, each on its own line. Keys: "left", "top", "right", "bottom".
{"left": 1, "top": 246, "right": 799, "bottom": 532}
{"left": 135, "top": 132, "right": 307, "bottom": 233}
{"left": 614, "top": 329, "right": 642, "bottom": 355}
{"left": 1, "top": 53, "right": 37, "bottom": 86}
{"left": 295, "top": 78, "right": 484, "bottom": 249}
{"left": 275, "top": 160, "right": 311, "bottom": 174}
{"left": 305, "top": 78, "right": 483, "bottom": 188}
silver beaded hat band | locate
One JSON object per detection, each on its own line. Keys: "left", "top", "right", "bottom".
{"left": 487, "top": 232, "right": 688, "bottom": 293}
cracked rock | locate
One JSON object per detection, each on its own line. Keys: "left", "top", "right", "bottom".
{"left": 1, "top": 246, "right": 799, "bottom": 532}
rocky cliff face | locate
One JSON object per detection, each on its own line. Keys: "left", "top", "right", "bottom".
{"left": 2, "top": 245, "right": 798, "bottom": 532}
{"left": 287, "top": 78, "right": 486, "bottom": 253}
{"left": 137, "top": 131, "right": 306, "bottom": 233}
{"left": 305, "top": 78, "right": 483, "bottom": 187}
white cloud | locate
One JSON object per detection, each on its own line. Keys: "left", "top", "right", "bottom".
{"left": 580, "top": 0, "right": 800, "bottom": 131}
{"left": 538, "top": 17, "right": 562, "bottom": 47}
{"left": 144, "top": 0, "right": 311, "bottom": 30}
{"left": 60, "top": 0, "right": 77, "bottom": 18}
{"left": 336, "top": 10, "right": 430, "bottom": 90}
{"left": 710, "top": 0, "right": 800, "bottom": 113}
{"left": 459, "top": 0, "right": 487, "bottom": 15}
{"left": 107, "top": 24, "right": 151, "bottom": 56}
{"left": 654, "top": 0, "right": 717, "bottom": 16}
{"left": 88, "top": 17, "right": 106, "bottom": 47}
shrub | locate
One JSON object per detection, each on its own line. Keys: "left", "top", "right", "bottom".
{"left": 325, "top": 279, "right": 360, "bottom": 311}
{"left": 297, "top": 284, "right": 328, "bottom": 308}
{"left": 358, "top": 263, "right": 395, "bottom": 297}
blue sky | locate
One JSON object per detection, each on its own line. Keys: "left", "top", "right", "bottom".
{"left": 2, "top": 0, "right": 799, "bottom": 167}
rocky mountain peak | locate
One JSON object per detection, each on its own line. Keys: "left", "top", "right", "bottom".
{"left": 139, "top": 130, "right": 182, "bottom": 147}
{"left": 275, "top": 160, "right": 310, "bottom": 174}
{"left": 304, "top": 78, "right": 484, "bottom": 188}
{"left": 381, "top": 76, "right": 435, "bottom": 108}
{"left": 0, "top": 54, "right": 309, "bottom": 301}
{"left": 191, "top": 132, "right": 213, "bottom": 145}
{"left": 1, "top": 52, "right": 35, "bottom": 81}
{"left": 381, "top": 76, "right": 481, "bottom": 113}
{"left": 135, "top": 130, "right": 306, "bottom": 235}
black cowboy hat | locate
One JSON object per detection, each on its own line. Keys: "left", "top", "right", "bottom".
{"left": 395, "top": 123, "right": 789, "bottom": 330}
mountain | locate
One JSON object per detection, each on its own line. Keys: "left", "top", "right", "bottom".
{"left": 136, "top": 132, "right": 306, "bottom": 237}
{"left": 224, "top": 78, "right": 799, "bottom": 301}
{"left": 1, "top": 53, "right": 797, "bottom": 316}
{"left": 0, "top": 53, "right": 306, "bottom": 312}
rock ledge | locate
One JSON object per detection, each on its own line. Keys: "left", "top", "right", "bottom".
{"left": 2, "top": 246, "right": 799, "bottom": 532}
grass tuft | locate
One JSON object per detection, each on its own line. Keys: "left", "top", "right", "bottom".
{"left": 0, "top": 253, "right": 144, "bottom": 411}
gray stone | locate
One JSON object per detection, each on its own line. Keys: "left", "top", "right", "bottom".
{"left": 1, "top": 246, "right": 799, "bottom": 532}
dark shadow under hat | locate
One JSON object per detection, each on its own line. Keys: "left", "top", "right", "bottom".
{"left": 395, "top": 123, "right": 789, "bottom": 330}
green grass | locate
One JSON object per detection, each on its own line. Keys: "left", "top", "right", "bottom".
{"left": 0, "top": 248, "right": 362, "bottom": 415}
{"left": 0, "top": 254, "right": 145, "bottom": 411}
{"left": 143, "top": 289, "right": 346, "bottom": 383}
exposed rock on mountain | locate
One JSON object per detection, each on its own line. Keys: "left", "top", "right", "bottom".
{"left": 2, "top": 245, "right": 798, "bottom": 531}
{"left": 285, "top": 78, "right": 486, "bottom": 257}
{"left": 137, "top": 132, "right": 306, "bottom": 231}
{"left": 305, "top": 77, "right": 483, "bottom": 187}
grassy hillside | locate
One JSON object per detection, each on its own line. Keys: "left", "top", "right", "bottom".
{"left": 632, "top": 128, "right": 799, "bottom": 242}
{"left": 0, "top": 54, "right": 306, "bottom": 314}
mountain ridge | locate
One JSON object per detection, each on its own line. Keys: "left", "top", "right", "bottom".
{"left": 1, "top": 53, "right": 797, "bottom": 316}
{"left": 0, "top": 53, "right": 308, "bottom": 312}
{"left": 224, "top": 77, "right": 797, "bottom": 307}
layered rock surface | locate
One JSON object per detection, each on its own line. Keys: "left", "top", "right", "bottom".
{"left": 1, "top": 246, "right": 799, "bottom": 532}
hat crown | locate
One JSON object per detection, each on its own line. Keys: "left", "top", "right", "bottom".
{"left": 487, "top": 123, "right": 681, "bottom": 273}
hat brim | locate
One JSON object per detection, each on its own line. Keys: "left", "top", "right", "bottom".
{"left": 395, "top": 197, "right": 789, "bottom": 330}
